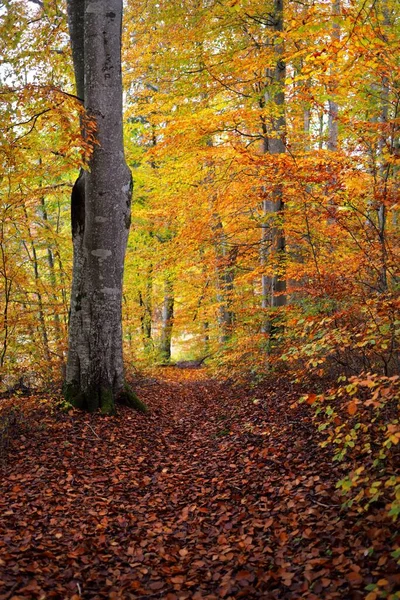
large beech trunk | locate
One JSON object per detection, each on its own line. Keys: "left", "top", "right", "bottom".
{"left": 65, "top": 1, "right": 139, "bottom": 414}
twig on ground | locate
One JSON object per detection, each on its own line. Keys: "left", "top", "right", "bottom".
{"left": 85, "top": 423, "right": 100, "bottom": 439}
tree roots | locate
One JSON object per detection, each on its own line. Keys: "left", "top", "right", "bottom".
{"left": 63, "top": 382, "right": 149, "bottom": 416}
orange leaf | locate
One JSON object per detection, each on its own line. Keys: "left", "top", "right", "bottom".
{"left": 346, "top": 570, "right": 363, "bottom": 584}
{"left": 347, "top": 400, "right": 358, "bottom": 416}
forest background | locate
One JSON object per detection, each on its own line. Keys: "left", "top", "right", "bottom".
{"left": 0, "top": 0, "right": 399, "bottom": 520}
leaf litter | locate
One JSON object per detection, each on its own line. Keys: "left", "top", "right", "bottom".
{"left": 0, "top": 368, "right": 398, "bottom": 599}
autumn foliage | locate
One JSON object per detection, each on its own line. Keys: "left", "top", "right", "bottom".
{"left": 1, "top": 369, "right": 400, "bottom": 599}
{"left": 0, "top": 0, "right": 399, "bottom": 597}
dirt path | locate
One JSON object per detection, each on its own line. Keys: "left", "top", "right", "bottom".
{"left": 0, "top": 369, "right": 397, "bottom": 599}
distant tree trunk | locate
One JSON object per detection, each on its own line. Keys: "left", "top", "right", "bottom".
{"left": 139, "top": 266, "right": 153, "bottom": 350}
{"left": 51, "top": 199, "right": 69, "bottom": 328}
{"left": 65, "top": 1, "right": 141, "bottom": 414}
{"left": 159, "top": 277, "right": 174, "bottom": 362}
{"left": 192, "top": 248, "right": 211, "bottom": 354}
{"left": 203, "top": 320, "right": 210, "bottom": 355}
{"left": 326, "top": 0, "right": 340, "bottom": 225}
{"left": 260, "top": 0, "right": 286, "bottom": 336}
{"left": 22, "top": 205, "right": 51, "bottom": 365}
{"left": 318, "top": 112, "right": 324, "bottom": 150}
{"left": 376, "top": 0, "right": 390, "bottom": 292}
{"left": 327, "top": 0, "right": 340, "bottom": 153}
{"left": 212, "top": 212, "right": 236, "bottom": 345}
{"left": 40, "top": 196, "right": 64, "bottom": 355}
{"left": 0, "top": 228, "right": 12, "bottom": 370}
{"left": 303, "top": 94, "right": 311, "bottom": 152}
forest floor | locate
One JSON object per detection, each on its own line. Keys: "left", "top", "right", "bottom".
{"left": 0, "top": 368, "right": 398, "bottom": 600}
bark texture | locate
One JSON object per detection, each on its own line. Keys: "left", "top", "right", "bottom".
{"left": 65, "top": 0, "right": 136, "bottom": 413}
{"left": 327, "top": 0, "right": 340, "bottom": 153}
{"left": 159, "top": 277, "right": 174, "bottom": 362}
{"left": 138, "top": 269, "right": 153, "bottom": 351}
{"left": 212, "top": 213, "right": 236, "bottom": 345}
{"left": 260, "top": 0, "right": 287, "bottom": 336}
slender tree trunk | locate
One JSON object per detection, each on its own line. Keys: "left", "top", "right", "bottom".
{"left": 327, "top": 0, "right": 340, "bottom": 152}
{"left": 212, "top": 212, "right": 236, "bottom": 345}
{"left": 318, "top": 112, "right": 324, "bottom": 149}
{"left": 304, "top": 104, "right": 311, "bottom": 151}
{"left": 0, "top": 226, "right": 12, "bottom": 370}
{"left": 139, "top": 267, "right": 153, "bottom": 350}
{"left": 159, "top": 277, "right": 174, "bottom": 362}
{"left": 326, "top": 0, "right": 341, "bottom": 224}
{"left": 260, "top": 0, "right": 286, "bottom": 336}
{"left": 203, "top": 320, "right": 210, "bottom": 355}
{"left": 65, "top": 1, "right": 142, "bottom": 414}
{"left": 22, "top": 206, "right": 51, "bottom": 365}
{"left": 40, "top": 197, "right": 64, "bottom": 353}
{"left": 376, "top": 0, "right": 390, "bottom": 292}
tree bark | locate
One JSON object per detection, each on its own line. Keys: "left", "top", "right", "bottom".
{"left": 212, "top": 214, "right": 236, "bottom": 346}
{"left": 159, "top": 277, "right": 174, "bottom": 362}
{"left": 40, "top": 196, "right": 64, "bottom": 354}
{"left": 139, "top": 275, "right": 153, "bottom": 351}
{"left": 260, "top": 0, "right": 286, "bottom": 336}
{"left": 327, "top": 0, "right": 340, "bottom": 153}
{"left": 376, "top": 0, "right": 390, "bottom": 292}
{"left": 64, "top": 1, "right": 142, "bottom": 414}
{"left": 22, "top": 205, "right": 51, "bottom": 365}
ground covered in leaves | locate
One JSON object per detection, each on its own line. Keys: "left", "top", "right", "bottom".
{"left": 0, "top": 368, "right": 398, "bottom": 599}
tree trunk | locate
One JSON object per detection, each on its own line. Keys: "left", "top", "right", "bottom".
{"left": 327, "top": 0, "right": 340, "bottom": 153}
{"left": 260, "top": 0, "right": 286, "bottom": 336}
{"left": 64, "top": 1, "right": 142, "bottom": 414}
{"left": 22, "top": 205, "right": 51, "bottom": 365}
{"left": 0, "top": 224, "right": 12, "bottom": 370}
{"left": 40, "top": 196, "right": 64, "bottom": 356}
{"left": 376, "top": 0, "right": 390, "bottom": 293}
{"left": 326, "top": 0, "right": 340, "bottom": 225}
{"left": 139, "top": 265, "right": 153, "bottom": 350}
{"left": 212, "top": 212, "right": 236, "bottom": 345}
{"left": 159, "top": 277, "right": 174, "bottom": 362}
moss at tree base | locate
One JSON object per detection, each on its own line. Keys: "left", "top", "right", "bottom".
{"left": 63, "top": 382, "right": 148, "bottom": 415}
{"left": 100, "top": 386, "right": 115, "bottom": 415}
{"left": 63, "top": 381, "right": 87, "bottom": 410}
{"left": 63, "top": 381, "right": 115, "bottom": 415}
{"left": 117, "top": 384, "right": 149, "bottom": 414}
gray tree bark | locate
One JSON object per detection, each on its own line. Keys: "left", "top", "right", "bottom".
{"left": 260, "top": 0, "right": 286, "bottom": 336}
{"left": 159, "top": 277, "right": 174, "bottom": 362}
{"left": 40, "top": 196, "right": 64, "bottom": 355}
{"left": 212, "top": 213, "right": 236, "bottom": 345}
{"left": 138, "top": 270, "right": 153, "bottom": 351}
{"left": 21, "top": 205, "right": 51, "bottom": 365}
{"left": 327, "top": 0, "right": 340, "bottom": 153}
{"left": 376, "top": 0, "right": 390, "bottom": 293}
{"left": 64, "top": 0, "right": 144, "bottom": 414}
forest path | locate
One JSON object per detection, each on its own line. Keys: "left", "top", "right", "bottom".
{"left": 0, "top": 369, "right": 395, "bottom": 599}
